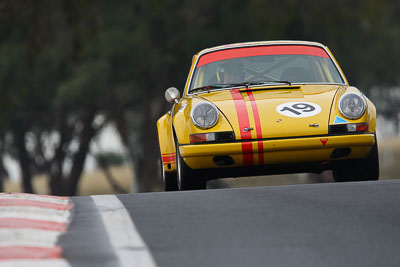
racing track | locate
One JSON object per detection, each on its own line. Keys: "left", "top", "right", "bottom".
{"left": 2, "top": 179, "right": 400, "bottom": 266}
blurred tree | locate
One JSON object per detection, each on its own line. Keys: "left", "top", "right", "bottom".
{"left": 95, "top": 151, "right": 127, "bottom": 194}
{"left": 0, "top": 0, "right": 104, "bottom": 195}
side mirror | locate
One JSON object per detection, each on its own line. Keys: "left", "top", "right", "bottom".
{"left": 165, "top": 87, "right": 181, "bottom": 103}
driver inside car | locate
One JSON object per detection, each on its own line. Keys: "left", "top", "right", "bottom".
{"left": 217, "top": 61, "right": 245, "bottom": 84}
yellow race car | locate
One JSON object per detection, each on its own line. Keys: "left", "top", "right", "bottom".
{"left": 157, "top": 41, "right": 379, "bottom": 191}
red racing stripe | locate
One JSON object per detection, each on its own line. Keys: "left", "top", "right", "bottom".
{"left": 230, "top": 89, "right": 253, "bottom": 165}
{"left": 0, "top": 199, "right": 72, "bottom": 211}
{"left": 0, "top": 218, "right": 68, "bottom": 232}
{"left": 197, "top": 45, "right": 329, "bottom": 67}
{"left": 246, "top": 91, "right": 264, "bottom": 165}
{"left": 0, "top": 246, "right": 63, "bottom": 260}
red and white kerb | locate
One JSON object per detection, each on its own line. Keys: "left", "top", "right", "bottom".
{"left": 0, "top": 193, "right": 72, "bottom": 265}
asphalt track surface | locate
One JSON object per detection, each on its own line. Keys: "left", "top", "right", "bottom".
{"left": 55, "top": 179, "right": 400, "bottom": 267}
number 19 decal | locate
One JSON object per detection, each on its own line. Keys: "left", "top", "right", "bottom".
{"left": 276, "top": 102, "right": 322, "bottom": 118}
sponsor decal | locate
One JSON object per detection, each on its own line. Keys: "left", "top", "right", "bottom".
{"left": 276, "top": 102, "right": 322, "bottom": 118}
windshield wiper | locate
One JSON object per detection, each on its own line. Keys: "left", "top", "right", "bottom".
{"left": 227, "top": 80, "right": 292, "bottom": 88}
{"left": 189, "top": 84, "right": 228, "bottom": 94}
{"left": 189, "top": 80, "right": 293, "bottom": 93}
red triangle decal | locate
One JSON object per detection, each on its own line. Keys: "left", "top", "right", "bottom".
{"left": 320, "top": 138, "right": 328, "bottom": 146}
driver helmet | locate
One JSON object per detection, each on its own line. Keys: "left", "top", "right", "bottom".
{"left": 217, "top": 60, "right": 245, "bottom": 83}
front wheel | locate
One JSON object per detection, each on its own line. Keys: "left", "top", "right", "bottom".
{"left": 163, "top": 171, "right": 178, "bottom": 191}
{"left": 160, "top": 154, "right": 178, "bottom": 191}
{"left": 176, "top": 143, "right": 207, "bottom": 190}
{"left": 333, "top": 135, "right": 379, "bottom": 182}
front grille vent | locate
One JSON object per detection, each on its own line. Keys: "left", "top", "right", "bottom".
{"left": 329, "top": 124, "right": 348, "bottom": 134}
{"left": 215, "top": 131, "right": 235, "bottom": 141}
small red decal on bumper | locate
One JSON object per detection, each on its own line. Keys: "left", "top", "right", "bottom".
{"left": 320, "top": 138, "right": 328, "bottom": 146}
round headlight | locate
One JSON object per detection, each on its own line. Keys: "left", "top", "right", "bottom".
{"left": 191, "top": 102, "right": 219, "bottom": 129}
{"left": 338, "top": 93, "right": 366, "bottom": 119}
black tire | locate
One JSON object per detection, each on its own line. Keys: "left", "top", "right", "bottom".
{"left": 333, "top": 135, "right": 379, "bottom": 182}
{"left": 160, "top": 155, "right": 178, "bottom": 191}
{"left": 176, "top": 142, "right": 207, "bottom": 190}
{"left": 332, "top": 161, "right": 354, "bottom": 182}
{"left": 164, "top": 171, "right": 178, "bottom": 191}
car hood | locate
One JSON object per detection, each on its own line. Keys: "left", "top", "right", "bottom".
{"left": 197, "top": 84, "right": 342, "bottom": 140}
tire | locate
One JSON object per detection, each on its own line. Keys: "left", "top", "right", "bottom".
{"left": 333, "top": 134, "right": 379, "bottom": 182}
{"left": 160, "top": 155, "right": 178, "bottom": 191}
{"left": 332, "top": 161, "right": 354, "bottom": 182}
{"left": 176, "top": 142, "right": 207, "bottom": 190}
{"left": 163, "top": 171, "right": 178, "bottom": 191}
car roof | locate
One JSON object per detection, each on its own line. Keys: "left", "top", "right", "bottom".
{"left": 195, "top": 40, "right": 327, "bottom": 57}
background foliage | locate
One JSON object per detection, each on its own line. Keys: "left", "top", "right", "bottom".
{"left": 0, "top": 0, "right": 399, "bottom": 195}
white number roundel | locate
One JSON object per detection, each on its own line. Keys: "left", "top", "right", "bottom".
{"left": 276, "top": 102, "right": 322, "bottom": 118}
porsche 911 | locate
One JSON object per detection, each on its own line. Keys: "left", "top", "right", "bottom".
{"left": 157, "top": 41, "right": 379, "bottom": 190}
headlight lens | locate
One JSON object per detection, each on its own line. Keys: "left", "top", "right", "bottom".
{"left": 191, "top": 102, "right": 219, "bottom": 129}
{"left": 338, "top": 93, "right": 366, "bottom": 119}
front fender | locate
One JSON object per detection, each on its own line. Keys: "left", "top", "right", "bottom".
{"left": 172, "top": 97, "right": 234, "bottom": 145}
{"left": 329, "top": 86, "right": 376, "bottom": 132}
{"left": 157, "top": 113, "right": 177, "bottom": 172}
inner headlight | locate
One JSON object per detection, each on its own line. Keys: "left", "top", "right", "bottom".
{"left": 191, "top": 101, "right": 219, "bottom": 129}
{"left": 338, "top": 93, "right": 366, "bottom": 119}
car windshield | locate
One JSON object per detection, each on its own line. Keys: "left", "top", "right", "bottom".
{"left": 188, "top": 45, "right": 345, "bottom": 93}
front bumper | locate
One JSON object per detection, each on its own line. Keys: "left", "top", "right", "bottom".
{"left": 179, "top": 133, "right": 375, "bottom": 169}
